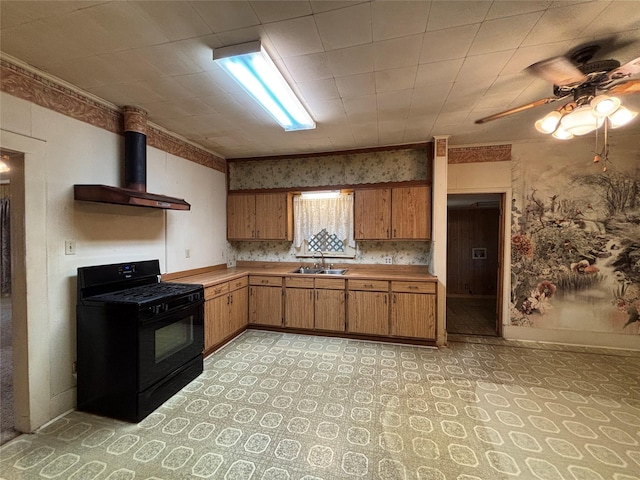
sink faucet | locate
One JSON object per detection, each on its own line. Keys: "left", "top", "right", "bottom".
{"left": 313, "top": 250, "right": 326, "bottom": 270}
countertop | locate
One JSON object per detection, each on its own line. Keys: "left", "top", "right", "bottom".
{"left": 167, "top": 262, "right": 437, "bottom": 288}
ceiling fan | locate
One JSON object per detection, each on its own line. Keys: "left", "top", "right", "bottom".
{"left": 475, "top": 44, "right": 640, "bottom": 125}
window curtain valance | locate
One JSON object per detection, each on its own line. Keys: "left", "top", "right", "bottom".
{"left": 293, "top": 195, "right": 355, "bottom": 249}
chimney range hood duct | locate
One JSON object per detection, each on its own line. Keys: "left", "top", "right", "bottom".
{"left": 74, "top": 106, "right": 191, "bottom": 211}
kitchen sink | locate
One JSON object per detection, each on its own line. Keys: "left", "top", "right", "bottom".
{"left": 290, "top": 267, "right": 323, "bottom": 274}
{"left": 289, "top": 267, "right": 347, "bottom": 275}
{"left": 319, "top": 269, "right": 347, "bottom": 275}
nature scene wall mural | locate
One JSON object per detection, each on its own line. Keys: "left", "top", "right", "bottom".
{"left": 510, "top": 136, "right": 639, "bottom": 336}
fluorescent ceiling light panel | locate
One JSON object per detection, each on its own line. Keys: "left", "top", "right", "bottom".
{"left": 214, "top": 41, "right": 316, "bottom": 132}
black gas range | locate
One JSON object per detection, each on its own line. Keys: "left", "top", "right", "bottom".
{"left": 76, "top": 259, "right": 204, "bottom": 422}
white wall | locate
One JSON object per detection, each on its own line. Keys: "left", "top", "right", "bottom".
{"left": 1, "top": 91, "right": 227, "bottom": 429}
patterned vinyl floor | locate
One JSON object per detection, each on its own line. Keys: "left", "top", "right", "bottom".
{"left": 1, "top": 330, "right": 639, "bottom": 480}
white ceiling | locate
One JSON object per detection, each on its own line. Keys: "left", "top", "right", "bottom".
{"left": 1, "top": 0, "right": 639, "bottom": 159}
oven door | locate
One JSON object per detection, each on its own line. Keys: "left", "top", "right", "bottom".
{"left": 138, "top": 299, "right": 204, "bottom": 391}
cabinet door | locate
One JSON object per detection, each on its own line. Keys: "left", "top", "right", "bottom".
{"left": 228, "top": 194, "right": 255, "bottom": 240}
{"left": 229, "top": 286, "right": 248, "bottom": 333}
{"left": 284, "top": 288, "right": 314, "bottom": 329}
{"left": 249, "top": 286, "right": 283, "bottom": 326}
{"left": 255, "top": 193, "right": 289, "bottom": 240}
{"left": 391, "top": 186, "right": 430, "bottom": 239}
{"left": 205, "top": 295, "right": 229, "bottom": 350}
{"left": 391, "top": 293, "right": 435, "bottom": 339}
{"left": 315, "top": 289, "right": 345, "bottom": 332}
{"left": 354, "top": 188, "right": 391, "bottom": 240}
{"left": 347, "top": 290, "right": 389, "bottom": 335}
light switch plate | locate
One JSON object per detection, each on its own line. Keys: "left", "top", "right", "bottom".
{"left": 65, "top": 240, "right": 76, "bottom": 255}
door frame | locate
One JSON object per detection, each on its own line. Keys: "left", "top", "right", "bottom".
{"left": 446, "top": 189, "right": 511, "bottom": 337}
{"left": 1, "top": 129, "right": 49, "bottom": 433}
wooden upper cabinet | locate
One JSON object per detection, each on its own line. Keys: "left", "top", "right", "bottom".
{"left": 255, "top": 193, "right": 289, "bottom": 240}
{"left": 354, "top": 186, "right": 430, "bottom": 240}
{"left": 392, "top": 186, "right": 431, "bottom": 240}
{"left": 354, "top": 188, "right": 391, "bottom": 240}
{"left": 227, "top": 192, "right": 292, "bottom": 241}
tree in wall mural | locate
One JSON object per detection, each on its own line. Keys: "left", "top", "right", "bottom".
{"left": 510, "top": 157, "right": 640, "bottom": 335}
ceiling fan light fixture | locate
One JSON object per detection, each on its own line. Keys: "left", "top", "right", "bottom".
{"left": 535, "top": 111, "right": 561, "bottom": 134}
{"left": 551, "top": 126, "right": 574, "bottom": 140}
{"left": 608, "top": 106, "right": 638, "bottom": 128}
{"left": 591, "top": 95, "right": 621, "bottom": 117}
{"left": 560, "top": 105, "right": 603, "bottom": 136}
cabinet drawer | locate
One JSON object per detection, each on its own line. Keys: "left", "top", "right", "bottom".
{"left": 391, "top": 281, "right": 436, "bottom": 294}
{"left": 205, "top": 282, "right": 228, "bottom": 300}
{"left": 249, "top": 275, "right": 283, "bottom": 287}
{"left": 315, "top": 277, "right": 345, "bottom": 290}
{"left": 348, "top": 279, "right": 389, "bottom": 292}
{"left": 285, "top": 277, "right": 314, "bottom": 288}
{"left": 229, "top": 276, "right": 248, "bottom": 291}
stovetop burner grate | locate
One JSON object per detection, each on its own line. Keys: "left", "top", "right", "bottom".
{"left": 87, "top": 282, "right": 201, "bottom": 306}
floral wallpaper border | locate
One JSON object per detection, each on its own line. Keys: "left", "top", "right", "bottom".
{"left": 448, "top": 144, "right": 511, "bottom": 164}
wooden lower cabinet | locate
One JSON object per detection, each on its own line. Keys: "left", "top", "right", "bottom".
{"left": 315, "top": 289, "right": 345, "bottom": 331}
{"left": 284, "top": 287, "right": 314, "bottom": 329}
{"left": 204, "top": 277, "right": 248, "bottom": 351}
{"left": 249, "top": 276, "right": 283, "bottom": 326}
{"left": 390, "top": 281, "right": 436, "bottom": 339}
{"left": 347, "top": 289, "right": 389, "bottom": 336}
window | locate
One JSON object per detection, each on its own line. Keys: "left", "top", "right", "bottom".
{"left": 293, "top": 193, "right": 356, "bottom": 258}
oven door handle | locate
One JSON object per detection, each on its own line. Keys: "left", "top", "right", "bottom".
{"left": 139, "top": 298, "right": 204, "bottom": 325}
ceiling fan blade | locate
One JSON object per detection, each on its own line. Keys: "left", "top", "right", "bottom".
{"left": 607, "top": 78, "right": 640, "bottom": 95}
{"left": 527, "top": 56, "right": 587, "bottom": 86}
{"left": 605, "top": 56, "right": 640, "bottom": 82}
{"left": 474, "top": 97, "right": 560, "bottom": 124}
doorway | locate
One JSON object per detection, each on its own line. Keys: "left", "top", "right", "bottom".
{"left": 0, "top": 150, "right": 20, "bottom": 444}
{"left": 446, "top": 193, "right": 503, "bottom": 336}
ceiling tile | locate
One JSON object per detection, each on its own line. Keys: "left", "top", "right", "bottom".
{"left": 282, "top": 53, "right": 333, "bottom": 82}
{"left": 456, "top": 50, "right": 514, "bottom": 86}
{"left": 469, "top": 12, "right": 543, "bottom": 56}
{"left": 310, "top": 1, "right": 367, "bottom": 14}
{"left": 314, "top": 3, "right": 372, "bottom": 51}
{"left": 375, "top": 66, "right": 417, "bottom": 93}
{"left": 426, "top": 1, "right": 492, "bottom": 31}
{"left": 173, "top": 35, "right": 225, "bottom": 72}
{"left": 336, "top": 73, "right": 376, "bottom": 98}
{"left": 419, "top": 24, "right": 480, "bottom": 63}
{"left": 344, "top": 95, "right": 378, "bottom": 123}
{"left": 485, "top": 1, "right": 551, "bottom": 20}
{"left": 132, "top": 1, "right": 212, "bottom": 41}
{"left": 82, "top": 2, "right": 169, "bottom": 49}
{"left": 521, "top": 1, "right": 609, "bottom": 47}
{"left": 373, "top": 34, "right": 423, "bottom": 71}
{"left": 371, "top": 1, "right": 429, "bottom": 41}
{"left": 263, "top": 16, "right": 324, "bottom": 57}
{"left": 190, "top": 1, "right": 259, "bottom": 33}
{"left": 297, "top": 78, "right": 340, "bottom": 103}
{"left": 377, "top": 90, "right": 412, "bottom": 118}
{"left": 250, "top": 1, "right": 313, "bottom": 23}
{"left": 327, "top": 44, "right": 375, "bottom": 77}
{"left": 135, "top": 43, "right": 203, "bottom": 77}
{"left": 415, "top": 58, "right": 464, "bottom": 87}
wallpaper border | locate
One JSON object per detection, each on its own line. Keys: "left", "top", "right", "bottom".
{"left": 448, "top": 144, "right": 511, "bottom": 164}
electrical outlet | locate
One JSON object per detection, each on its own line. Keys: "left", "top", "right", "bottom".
{"left": 65, "top": 240, "right": 76, "bottom": 255}
{"left": 464, "top": 283, "right": 469, "bottom": 290}
{"left": 383, "top": 256, "right": 393, "bottom": 264}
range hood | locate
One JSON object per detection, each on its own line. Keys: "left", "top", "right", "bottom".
{"left": 74, "top": 106, "right": 191, "bottom": 211}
